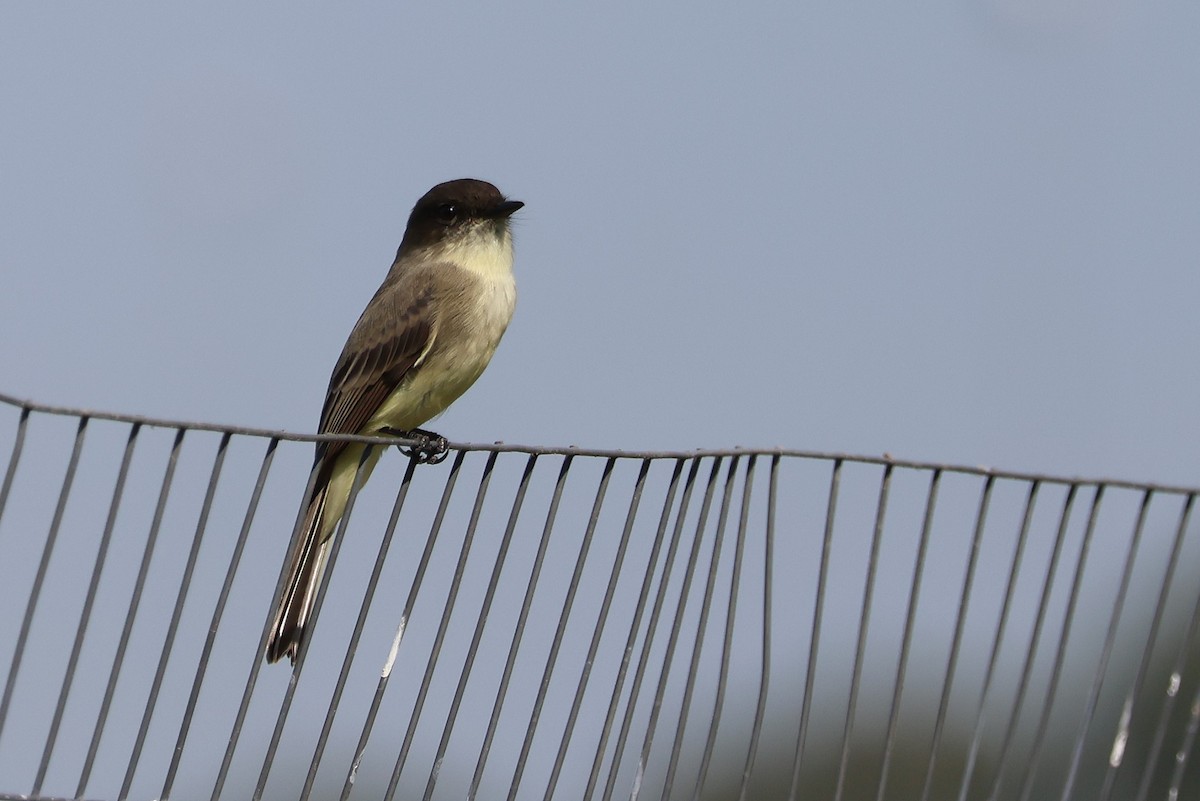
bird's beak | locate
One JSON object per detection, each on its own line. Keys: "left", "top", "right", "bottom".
{"left": 491, "top": 200, "right": 524, "bottom": 218}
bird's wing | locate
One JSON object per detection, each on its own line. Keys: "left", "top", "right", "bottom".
{"left": 315, "top": 277, "right": 436, "bottom": 465}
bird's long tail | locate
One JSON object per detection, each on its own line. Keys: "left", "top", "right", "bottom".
{"left": 266, "top": 479, "right": 332, "bottom": 665}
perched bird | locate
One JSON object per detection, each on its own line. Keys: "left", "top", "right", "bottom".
{"left": 266, "top": 178, "right": 522, "bottom": 664}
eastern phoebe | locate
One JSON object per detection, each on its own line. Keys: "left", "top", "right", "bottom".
{"left": 266, "top": 178, "right": 522, "bottom": 664}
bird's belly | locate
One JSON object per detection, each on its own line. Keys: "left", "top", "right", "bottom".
{"left": 366, "top": 284, "right": 512, "bottom": 433}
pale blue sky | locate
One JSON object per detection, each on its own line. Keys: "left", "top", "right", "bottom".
{"left": 2, "top": 2, "right": 1196, "bottom": 486}
{"left": 2, "top": 4, "right": 1199, "bottom": 799}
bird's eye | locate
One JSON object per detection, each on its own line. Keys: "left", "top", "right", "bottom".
{"left": 435, "top": 203, "right": 459, "bottom": 225}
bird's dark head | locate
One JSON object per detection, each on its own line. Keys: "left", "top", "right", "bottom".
{"left": 397, "top": 179, "right": 523, "bottom": 257}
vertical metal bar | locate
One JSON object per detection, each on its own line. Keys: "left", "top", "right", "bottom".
{"left": 917, "top": 474, "right": 995, "bottom": 801}
{"left": 119, "top": 431, "right": 230, "bottom": 801}
{"left": 504, "top": 458, "right": 616, "bottom": 801}
{"left": 1015, "top": 485, "right": 1106, "bottom": 801}
{"left": 541, "top": 458, "right": 651, "bottom": 801}
{"left": 955, "top": 480, "right": 1041, "bottom": 801}
{"left": 467, "top": 455, "right": 573, "bottom": 801}
{"left": 1166, "top": 678, "right": 1200, "bottom": 800}
{"left": 0, "top": 407, "right": 30, "bottom": 531}
{"left": 875, "top": 468, "right": 941, "bottom": 801}
{"left": 0, "top": 415, "right": 88, "bottom": 742}
{"left": 254, "top": 444, "right": 385, "bottom": 800}
{"left": 421, "top": 454, "right": 538, "bottom": 801}
{"left": 1099, "top": 493, "right": 1195, "bottom": 801}
{"left": 77, "top": 428, "right": 187, "bottom": 797}
{"left": 255, "top": 445, "right": 383, "bottom": 799}
{"left": 160, "top": 438, "right": 279, "bottom": 800}
{"left": 298, "top": 456, "right": 421, "bottom": 801}
{"left": 34, "top": 423, "right": 141, "bottom": 795}
{"left": 337, "top": 450, "right": 467, "bottom": 801}
{"left": 637, "top": 457, "right": 724, "bottom": 800}
{"left": 692, "top": 456, "right": 757, "bottom": 800}
{"left": 1061, "top": 488, "right": 1152, "bottom": 800}
{"left": 735, "top": 455, "right": 775, "bottom": 801}
{"left": 832, "top": 464, "right": 894, "bottom": 801}
{"left": 384, "top": 452, "right": 500, "bottom": 800}
{"left": 1133, "top": 502, "right": 1200, "bottom": 801}
{"left": 600, "top": 457, "right": 703, "bottom": 801}
{"left": 664, "top": 457, "right": 739, "bottom": 800}
{"left": 986, "top": 483, "right": 1080, "bottom": 801}
{"left": 583, "top": 459, "right": 685, "bottom": 801}
{"left": 210, "top": 453, "right": 326, "bottom": 801}
{"left": 788, "top": 458, "right": 843, "bottom": 801}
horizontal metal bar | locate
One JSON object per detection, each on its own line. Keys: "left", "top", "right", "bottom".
{"left": 2, "top": 391, "right": 1195, "bottom": 495}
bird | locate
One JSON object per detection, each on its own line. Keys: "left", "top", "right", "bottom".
{"left": 265, "top": 178, "right": 523, "bottom": 664}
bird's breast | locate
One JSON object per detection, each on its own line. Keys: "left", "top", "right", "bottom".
{"left": 368, "top": 272, "right": 515, "bottom": 432}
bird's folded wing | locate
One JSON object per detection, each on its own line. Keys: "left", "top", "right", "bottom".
{"left": 315, "top": 282, "right": 435, "bottom": 464}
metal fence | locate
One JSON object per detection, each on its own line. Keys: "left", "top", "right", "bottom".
{"left": 0, "top": 390, "right": 1198, "bottom": 801}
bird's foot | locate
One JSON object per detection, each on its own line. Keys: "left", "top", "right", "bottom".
{"left": 382, "top": 427, "right": 450, "bottom": 464}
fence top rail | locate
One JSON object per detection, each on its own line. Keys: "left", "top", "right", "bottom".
{"left": 1, "top": 389, "right": 1196, "bottom": 496}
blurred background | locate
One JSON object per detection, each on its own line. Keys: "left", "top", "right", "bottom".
{"left": 1, "top": 2, "right": 1198, "bottom": 800}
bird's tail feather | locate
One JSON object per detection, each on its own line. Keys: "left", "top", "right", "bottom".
{"left": 266, "top": 481, "right": 331, "bottom": 664}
